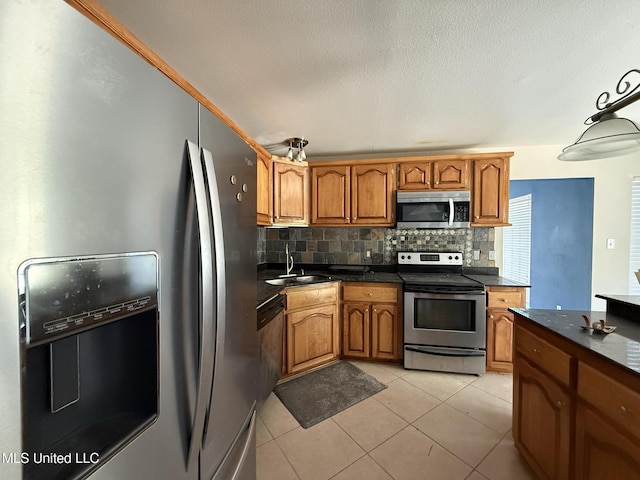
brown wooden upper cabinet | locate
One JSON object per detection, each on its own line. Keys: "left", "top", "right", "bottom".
{"left": 310, "top": 162, "right": 395, "bottom": 226}
{"left": 311, "top": 165, "right": 350, "bottom": 225}
{"left": 256, "top": 152, "right": 272, "bottom": 225}
{"left": 273, "top": 160, "right": 309, "bottom": 225}
{"left": 398, "top": 159, "right": 469, "bottom": 190}
{"left": 471, "top": 155, "right": 511, "bottom": 226}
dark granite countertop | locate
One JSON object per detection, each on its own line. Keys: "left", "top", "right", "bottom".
{"left": 257, "top": 267, "right": 402, "bottom": 306}
{"left": 465, "top": 274, "right": 530, "bottom": 288}
{"left": 595, "top": 294, "right": 640, "bottom": 307}
{"left": 509, "top": 308, "right": 640, "bottom": 375}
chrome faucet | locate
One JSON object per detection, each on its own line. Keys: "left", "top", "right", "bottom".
{"left": 285, "top": 244, "right": 294, "bottom": 276}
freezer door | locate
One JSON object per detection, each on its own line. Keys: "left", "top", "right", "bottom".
{"left": 198, "top": 106, "right": 258, "bottom": 480}
{"left": 0, "top": 1, "right": 200, "bottom": 479}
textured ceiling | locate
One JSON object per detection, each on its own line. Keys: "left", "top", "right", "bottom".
{"left": 95, "top": 0, "right": 640, "bottom": 158}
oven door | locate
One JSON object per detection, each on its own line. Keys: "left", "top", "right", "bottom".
{"left": 404, "top": 290, "right": 486, "bottom": 349}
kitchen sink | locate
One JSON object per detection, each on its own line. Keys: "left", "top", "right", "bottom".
{"left": 264, "top": 274, "right": 332, "bottom": 286}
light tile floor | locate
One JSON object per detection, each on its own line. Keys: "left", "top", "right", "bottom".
{"left": 256, "top": 361, "right": 538, "bottom": 480}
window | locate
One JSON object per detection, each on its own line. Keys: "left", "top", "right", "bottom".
{"left": 503, "top": 194, "right": 532, "bottom": 307}
{"left": 629, "top": 177, "right": 640, "bottom": 294}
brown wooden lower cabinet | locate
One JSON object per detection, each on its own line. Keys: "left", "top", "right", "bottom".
{"left": 341, "top": 282, "right": 402, "bottom": 361}
{"left": 575, "top": 403, "right": 640, "bottom": 480}
{"left": 486, "top": 286, "right": 526, "bottom": 373}
{"left": 513, "top": 314, "right": 640, "bottom": 480}
{"left": 284, "top": 282, "right": 339, "bottom": 375}
{"left": 513, "top": 355, "right": 571, "bottom": 480}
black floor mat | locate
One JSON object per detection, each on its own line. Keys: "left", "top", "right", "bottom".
{"left": 274, "top": 361, "right": 387, "bottom": 429}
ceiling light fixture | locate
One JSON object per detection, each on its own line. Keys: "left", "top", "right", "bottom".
{"left": 284, "top": 137, "right": 308, "bottom": 162}
{"left": 559, "top": 68, "right": 640, "bottom": 161}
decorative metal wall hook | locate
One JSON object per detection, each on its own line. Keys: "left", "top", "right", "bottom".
{"left": 587, "top": 69, "right": 640, "bottom": 124}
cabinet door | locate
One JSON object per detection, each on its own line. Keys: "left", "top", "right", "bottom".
{"left": 342, "top": 303, "right": 370, "bottom": 358}
{"left": 311, "top": 165, "right": 350, "bottom": 225}
{"left": 287, "top": 304, "right": 339, "bottom": 374}
{"left": 432, "top": 159, "right": 469, "bottom": 189}
{"left": 256, "top": 152, "right": 272, "bottom": 225}
{"left": 398, "top": 162, "right": 432, "bottom": 190}
{"left": 371, "top": 303, "right": 399, "bottom": 360}
{"left": 472, "top": 157, "right": 510, "bottom": 226}
{"left": 513, "top": 356, "right": 571, "bottom": 480}
{"left": 273, "top": 162, "right": 309, "bottom": 224}
{"left": 575, "top": 403, "right": 640, "bottom": 480}
{"left": 486, "top": 309, "right": 514, "bottom": 373}
{"left": 351, "top": 163, "right": 395, "bottom": 225}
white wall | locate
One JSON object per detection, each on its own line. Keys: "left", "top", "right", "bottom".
{"left": 493, "top": 145, "right": 640, "bottom": 311}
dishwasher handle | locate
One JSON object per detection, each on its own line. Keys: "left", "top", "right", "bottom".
{"left": 257, "top": 294, "right": 285, "bottom": 330}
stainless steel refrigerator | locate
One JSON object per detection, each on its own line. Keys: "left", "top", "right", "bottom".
{"left": 0, "top": 1, "right": 258, "bottom": 479}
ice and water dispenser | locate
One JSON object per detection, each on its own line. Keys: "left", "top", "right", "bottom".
{"left": 18, "top": 253, "right": 159, "bottom": 480}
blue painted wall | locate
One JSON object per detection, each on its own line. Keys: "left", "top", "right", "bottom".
{"left": 510, "top": 178, "right": 594, "bottom": 310}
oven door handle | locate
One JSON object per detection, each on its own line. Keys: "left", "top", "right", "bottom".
{"left": 405, "top": 288, "right": 485, "bottom": 295}
{"left": 406, "top": 346, "right": 485, "bottom": 357}
{"left": 448, "top": 198, "right": 454, "bottom": 226}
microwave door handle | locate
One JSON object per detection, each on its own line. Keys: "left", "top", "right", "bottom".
{"left": 448, "top": 198, "right": 454, "bottom": 226}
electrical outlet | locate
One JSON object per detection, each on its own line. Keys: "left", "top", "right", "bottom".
{"left": 473, "top": 250, "right": 480, "bottom": 260}
{"left": 556, "top": 305, "right": 562, "bottom": 310}
{"left": 488, "top": 250, "right": 495, "bottom": 260}
{"left": 366, "top": 250, "right": 371, "bottom": 258}
{"left": 607, "top": 238, "right": 615, "bottom": 249}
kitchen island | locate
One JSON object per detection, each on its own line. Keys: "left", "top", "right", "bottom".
{"left": 509, "top": 298, "right": 640, "bottom": 479}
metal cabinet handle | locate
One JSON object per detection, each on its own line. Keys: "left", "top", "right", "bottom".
{"left": 620, "top": 405, "right": 632, "bottom": 415}
{"left": 489, "top": 314, "right": 494, "bottom": 319}
{"left": 368, "top": 292, "right": 372, "bottom": 296}
{"left": 532, "top": 348, "right": 541, "bottom": 354}
{"left": 501, "top": 298, "right": 508, "bottom": 302}
{"left": 556, "top": 400, "right": 565, "bottom": 408}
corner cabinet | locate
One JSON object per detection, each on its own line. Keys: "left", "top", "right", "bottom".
{"left": 310, "top": 162, "right": 395, "bottom": 226}
{"left": 256, "top": 151, "right": 272, "bottom": 225}
{"left": 284, "top": 282, "right": 340, "bottom": 375}
{"left": 273, "top": 160, "right": 309, "bottom": 226}
{"left": 341, "top": 283, "right": 402, "bottom": 361}
{"left": 471, "top": 155, "right": 511, "bottom": 226}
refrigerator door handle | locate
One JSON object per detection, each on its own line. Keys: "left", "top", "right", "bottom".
{"left": 201, "top": 147, "right": 227, "bottom": 444}
{"left": 228, "top": 411, "right": 256, "bottom": 480}
{"left": 185, "top": 140, "right": 216, "bottom": 467}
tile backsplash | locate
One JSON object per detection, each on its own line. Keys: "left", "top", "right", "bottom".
{"left": 258, "top": 226, "right": 495, "bottom": 267}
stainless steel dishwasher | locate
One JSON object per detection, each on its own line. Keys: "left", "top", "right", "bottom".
{"left": 257, "top": 293, "right": 285, "bottom": 409}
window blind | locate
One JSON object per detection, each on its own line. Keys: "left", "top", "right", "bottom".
{"left": 503, "top": 194, "right": 531, "bottom": 307}
{"left": 629, "top": 177, "right": 640, "bottom": 294}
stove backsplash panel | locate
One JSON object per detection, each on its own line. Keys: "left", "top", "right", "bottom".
{"left": 259, "top": 227, "right": 496, "bottom": 267}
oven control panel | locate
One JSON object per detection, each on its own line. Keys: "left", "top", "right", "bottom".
{"left": 397, "top": 251, "right": 463, "bottom": 266}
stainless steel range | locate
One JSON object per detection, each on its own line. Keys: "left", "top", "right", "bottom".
{"left": 398, "top": 251, "right": 486, "bottom": 375}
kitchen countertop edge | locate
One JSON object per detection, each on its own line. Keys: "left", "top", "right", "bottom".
{"left": 509, "top": 307, "right": 640, "bottom": 375}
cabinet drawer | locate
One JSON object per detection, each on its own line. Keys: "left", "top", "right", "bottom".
{"left": 515, "top": 326, "right": 571, "bottom": 386}
{"left": 342, "top": 283, "right": 398, "bottom": 303}
{"left": 578, "top": 362, "right": 640, "bottom": 439}
{"left": 487, "top": 287, "right": 525, "bottom": 309}
{"left": 286, "top": 283, "right": 338, "bottom": 311}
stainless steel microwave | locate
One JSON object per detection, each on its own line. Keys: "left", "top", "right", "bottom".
{"left": 396, "top": 190, "right": 471, "bottom": 228}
